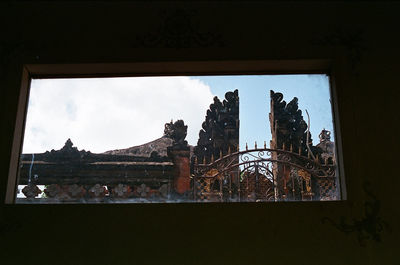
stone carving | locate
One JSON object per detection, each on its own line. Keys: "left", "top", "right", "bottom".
{"left": 67, "top": 184, "right": 86, "bottom": 198}
{"left": 37, "top": 138, "right": 90, "bottom": 163}
{"left": 159, "top": 184, "right": 169, "bottom": 198}
{"left": 22, "top": 184, "right": 42, "bottom": 199}
{"left": 164, "top": 119, "right": 189, "bottom": 149}
{"left": 319, "top": 129, "right": 331, "bottom": 142}
{"left": 44, "top": 184, "right": 62, "bottom": 198}
{"left": 194, "top": 89, "right": 239, "bottom": 162}
{"left": 44, "top": 184, "right": 73, "bottom": 200}
{"left": 136, "top": 184, "right": 150, "bottom": 197}
{"left": 270, "top": 90, "right": 310, "bottom": 154}
{"left": 316, "top": 129, "right": 335, "bottom": 163}
{"left": 112, "top": 184, "right": 132, "bottom": 198}
{"left": 23, "top": 138, "right": 172, "bottom": 163}
{"left": 88, "top": 184, "right": 108, "bottom": 198}
{"left": 269, "top": 90, "right": 339, "bottom": 200}
{"left": 270, "top": 90, "right": 327, "bottom": 158}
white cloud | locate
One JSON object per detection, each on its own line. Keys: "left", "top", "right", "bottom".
{"left": 23, "top": 77, "right": 215, "bottom": 153}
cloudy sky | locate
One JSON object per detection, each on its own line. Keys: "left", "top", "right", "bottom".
{"left": 22, "top": 75, "right": 333, "bottom": 154}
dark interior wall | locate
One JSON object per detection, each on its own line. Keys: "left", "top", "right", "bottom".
{"left": 0, "top": 1, "right": 398, "bottom": 264}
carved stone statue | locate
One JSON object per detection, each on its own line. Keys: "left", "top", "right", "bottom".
{"left": 319, "top": 129, "right": 331, "bottom": 142}
{"left": 164, "top": 119, "right": 188, "bottom": 149}
{"left": 194, "top": 89, "right": 239, "bottom": 162}
{"left": 270, "top": 90, "right": 313, "bottom": 155}
{"left": 316, "top": 129, "right": 335, "bottom": 163}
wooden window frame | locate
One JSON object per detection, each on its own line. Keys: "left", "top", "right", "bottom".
{"left": 5, "top": 59, "right": 346, "bottom": 203}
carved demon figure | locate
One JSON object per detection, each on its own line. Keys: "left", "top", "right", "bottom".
{"left": 164, "top": 119, "right": 188, "bottom": 148}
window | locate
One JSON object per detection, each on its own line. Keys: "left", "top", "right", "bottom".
{"left": 6, "top": 61, "right": 345, "bottom": 204}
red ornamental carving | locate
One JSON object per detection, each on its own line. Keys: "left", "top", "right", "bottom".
{"left": 136, "top": 184, "right": 150, "bottom": 197}
{"left": 67, "top": 184, "right": 86, "bottom": 198}
{"left": 88, "top": 184, "right": 108, "bottom": 198}
{"left": 44, "top": 184, "right": 62, "bottom": 198}
{"left": 112, "top": 184, "right": 132, "bottom": 198}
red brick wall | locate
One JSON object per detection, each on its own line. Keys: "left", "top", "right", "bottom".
{"left": 169, "top": 150, "right": 191, "bottom": 194}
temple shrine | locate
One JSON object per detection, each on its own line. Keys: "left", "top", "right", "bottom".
{"left": 17, "top": 90, "right": 338, "bottom": 203}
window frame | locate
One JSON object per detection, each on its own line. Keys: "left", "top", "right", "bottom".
{"left": 5, "top": 60, "right": 346, "bottom": 204}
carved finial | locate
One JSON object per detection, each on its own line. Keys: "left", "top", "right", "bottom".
{"left": 298, "top": 147, "right": 302, "bottom": 155}
{"left": 290, "top": 144, "right": 293, "bottom": 152}
{"left": 164, "top": 119, "right": 188, "bottom": 148}
{"left": 255, "top": 141, "right": 257, "bottom": 149}
{"left": 211, "top": 154, "right": 214, "bottom": 163}
{"left": 246, "top": 143, "right": 248, "bottom": 151}
{"left": 237, "top": 145, "right": 240, "bottom": 152}
{"left": 282, "top": 142, "right": 286, "bottom": 151}
{"left": 220, "top": 150, "right": 223, "bottom": 159}
{"left": 228, "top": 146, "right": 231, "bottom": 154}
{"left": 64, "top": 138, "right": 73, "bottom": 149}
{"left": 60, "top": 138, "right": 78, "bottom": 153}
{"left": 203, "top": 157, "right": 206, "bottom": 165}
{"left": 264, "top": 141, "right": 266, "bottom": 149}
{"left": 319, "top": 129, "right": 331, "bottom": 143}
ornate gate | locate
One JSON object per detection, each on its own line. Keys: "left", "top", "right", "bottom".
{"left": 192, "top": 143, "right": 337, "bottom": 202}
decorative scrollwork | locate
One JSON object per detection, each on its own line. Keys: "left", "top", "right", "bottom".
{"left": 193, "top": 147, "right": 338, "bottom": 202}
{"left": 322, "top": 182, "right": 390, "bottom": 247}
{"left": 135, "top": 8, "right": 224, "bottom": 49}
{"left": 240, "top": 153, "right": 251, "bottom": 163}
{"left": 304, "top": 162, "right": 316, "bottom": 171}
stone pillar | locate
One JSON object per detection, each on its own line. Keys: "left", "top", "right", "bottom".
{"left": 168, "top": 147, "right": 191, "bottom": 195}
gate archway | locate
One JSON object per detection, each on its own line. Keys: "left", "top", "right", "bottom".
{"left": 192, "top": 145, "right": 336, "bottom": 202}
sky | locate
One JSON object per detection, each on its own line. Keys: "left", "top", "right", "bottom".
{"left": 196, "top": 75, "right": 333, "bottom": 150}
{"left": 22, "top": 75, "right": 334, "bottom": 154}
